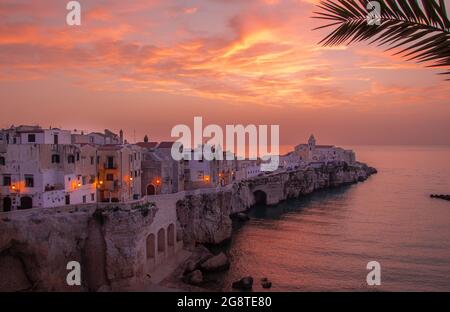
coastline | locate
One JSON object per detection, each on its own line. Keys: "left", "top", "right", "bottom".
{"left": 162, "top": 162, "right": 378, "bottom": 292}
{"left": 0, "top": 161, "right": 376, "bottom": 292}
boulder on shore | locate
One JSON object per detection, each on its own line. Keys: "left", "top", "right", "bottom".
{"left": 232, "top": 212, "right": 250, "bottom": 222}
{"left": 232, "top": 276, "right": 253, "bottom": 291}
{"left": 200, "top": 252, "right": 230, "bottom": 273}
{"left": 261, "top": 277, "right": 272, "bottom": 289}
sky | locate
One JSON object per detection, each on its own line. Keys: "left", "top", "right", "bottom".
{"left": 0, "top": 0, "right": 449, "bottom": 151}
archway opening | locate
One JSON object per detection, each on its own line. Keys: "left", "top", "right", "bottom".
{"left": 253, "top": 190, "right": 267, "bottom": 206}
{"left": 3, "top": 197, "right": 12, "bottom": 212}
{"left": 146, "top": 234, "right": 155, "bottom": 259}
{"left": 19, "top": 196, "right": 32, "bottom": 210}
{"left": 147, "top": 184, "right": 156, "bottom": 196}
{"left": 157, "top": 228, "right": 165, "bottom": 254}
{"left": 167, "top": 224, "right": 175, "bottom": 247}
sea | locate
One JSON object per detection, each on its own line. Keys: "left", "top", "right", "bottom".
{"left": 221, "top": 146, "right": 450, "bottom": 291}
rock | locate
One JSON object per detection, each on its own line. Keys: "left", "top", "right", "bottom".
{"left": 430, "top": 194, "right": 450, "bottom": 201}
{"left": 260, "top": 277, "right": 272, "bottom": 289}
{"left": 232, "top": 276, "right": 253, "bottom": 291}
{"left": 183, "top": 270, "right": 203, "bottom": 286}
{"left": 183, "top": 260, "right": 197, "bottom": 276}
{"left": 200, "top": 252, "right": 230, "bottom": 273}
{"left": 235, "top": 213, "right": 250, "bottom": 222}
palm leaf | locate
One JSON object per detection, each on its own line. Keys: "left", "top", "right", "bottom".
{"left": 313, "top": 0, "right": 450, "bottom": 78}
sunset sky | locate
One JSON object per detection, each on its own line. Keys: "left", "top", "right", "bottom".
{"left": 1, "top": 0, "right": 449, "bottom": 151}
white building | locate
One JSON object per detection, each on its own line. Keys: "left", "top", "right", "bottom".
{"left": 294, "top": 135, "right": 356, "bottom": 165}
{"left": 0, "top": 126, "right": 99, "bottom": 211}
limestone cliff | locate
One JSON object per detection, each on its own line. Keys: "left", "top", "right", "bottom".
{"left": 177, "top": 162, "right": 376, "bottom": 245}
{"left": 0, "top": 204, "right": 158, "bottom": 292}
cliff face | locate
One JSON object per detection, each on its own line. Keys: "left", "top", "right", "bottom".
{"left": 177, "top": 163, "right": 376, "bottom": 245}
{"left": 0, "top": 205, "right": 158, "bottom": 292}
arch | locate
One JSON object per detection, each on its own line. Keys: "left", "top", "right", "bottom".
{"left": 253, "top": 190, "right": 267, "bottom": 206}
{"left": 157, "top": 228, "right": 165, "bottom": 253}
{"left": 19, "top": 196, "right": 33, "bottom": 210}
{"left": 146, "top": 234, "right": 155, "bottom": 259}
{"left": 167, "top": 224, "right": 175, "bottom": 248}
{"left": 146, "top": 184, "right": 156, "bottom": 196}
{"left": 3, "top": 197, "right": 12, "bottom": 212}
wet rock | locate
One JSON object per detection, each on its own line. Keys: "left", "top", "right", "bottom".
{"left": 261, "top": 278, "right": 272, "bottom": 289}
{"left": 232, "top": 276, "right": 253, "bottom": 291}
{"left": 235, "top": 213, "right": 250, "bottom": 222}
{"left": 200, "top": 252, "right": 230, "bottom": 273}
{"left": 430, "top": 194, "right": 450, "bottom": 201}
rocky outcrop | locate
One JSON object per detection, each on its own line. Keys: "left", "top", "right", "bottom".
{"left": 177, "top": 162, "right": 376, "bottom": 245}
{"left": 0, "top": 204, "right": 159, "bottom": 292}
{"left": 199, "top": 252, "right": 230, "bottom": 273}
{"left": 176, "top": 192, "right": 233, "bottom": 245}
{"left": 232, "top": 276, "right": 254, "bottom": 291}
{"left": 430, "top": 194, "right": 450, "bottom": 201}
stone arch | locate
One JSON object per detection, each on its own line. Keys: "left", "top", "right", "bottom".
{"left": 19, "top": 196, "right": 33, "bottom": 210}
{"left": 146, "top": 234, "right": 155, "bottom": 259}
{"left": 3, "top": 197, "right": 12, "bottom": 212}
{"left": 157, "top": 228, "right": 165, "bottom": 254}
{"left": 147, "top": 184, "right": 156, "bottom": 196}
{"left": 253, "top": 190, "right": 267, "bottom": 206}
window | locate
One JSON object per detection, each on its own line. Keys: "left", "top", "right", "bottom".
{"left": 96, "top": 156, "right": 100, "bottom": 164}
{"left": 90, "top": 137, "right": 94, "bottom": 143}
{"left": 0, "top": 156, "right": 5, "bottom": 166}
{"left": 82, "top": 176, "right": 87, "bottom": 185}
{"left": 76, "top": 153, "right": 80, "bottom": 161}
{"left": 106, "top": 174, "right": 114, "bottom": 181}
{"left": 68, "top": 155, "right": 75, "bottom": 163}
{"left": 89, "top": 175, "right": 95, "bottom": 184}
{"left": 82, "top": 195, "right": 86, "bottom": 204}
{"left": 91, "top": 193, "right": 95, "bottom": 201}
{"left": 51, "top": 154, "right": 60, "bottom": 164}
{"left": 135, "top": 171, "right": 138, "bottom": 178}
{"left": 28, "top": 134, "right": 36, "bottom": 143}
{"left": 65, "top": 195, "right": 70, "bottom": 205}
{"left": 107, "top": 156, "right": 114, "bottom": 169}
{"left": 3, "top": 175, "right": 11, "bottom": 186}
{"left": 25, "top": 175, "right": 34, "bottom": 188}
{"left": 90, "top": 156, "right": 94, "bottom": 165}
{"left": 53, "top": 134, "right": 59, "bottom": 145}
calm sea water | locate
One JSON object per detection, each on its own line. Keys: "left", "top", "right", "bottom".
{"left": 222, "top": 146, "right": 450, "bottom": 291}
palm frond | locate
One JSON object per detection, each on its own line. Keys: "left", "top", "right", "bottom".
{"left": 313, "top": 0, "right": 450, "bottom": 78}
